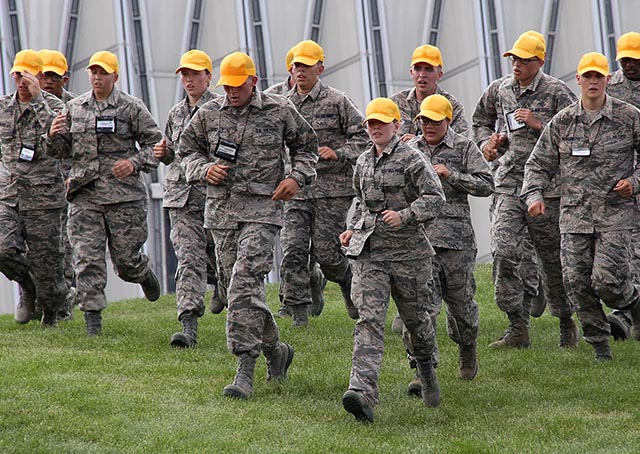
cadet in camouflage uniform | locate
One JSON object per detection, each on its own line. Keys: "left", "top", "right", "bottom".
{"left": 38, "top": 49, "right": 78, "bottom": 321}
{"left": 0, "top": 49, "right": 66, "bottom": 326}
{"left": 473, "top": 32, "right": 578, "bottom": 349}
{"left": 474, "top": 64, "right": 546, "bottom": 320}
{"left": 47, "top": 50, "right": 162, "bottom": 336}
{"left": 340, "top": 98, "right": 444, "bottom": 423}
{"left": 605, "top": 32, "right": 640, "bottom": 340}
{"left": 153, "top": 50, "right": 222, "bottom": 348}
{"left": 522, "top": 52, "right": 640, "bottom": 360}
{"left": 404, "top": 95, "right": 492, "bottom": 389}
{"left": 388, "top": 44, "right": 471, "bottom": 334}
{"left": 266, "top": 45, "right": 328, "bottom": 318}
{"left": 179, "top": 52, "right": 318, "bottom": 399}
{"left": 279, "top": 40, "right": 369, "bottom": 326}
{"left": 390, "top": 44, "right": 470, "bottom": 142}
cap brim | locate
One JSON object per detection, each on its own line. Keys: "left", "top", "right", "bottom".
{"left": 10, "top": 65, "right": 38, "bottom": 75}
{"left": 616, "top": 50, "right": 640, "bottom": 61}
{"left": 411, "top": 58, "right": 440, "bottom": 67}
{"left": 291, "top": 56, "right": 321, "bottom": 66}
{"left": 503, "top": 49, "right": 537, "bottom": 59}
{"left": 578, "top": 66, "right": 609, "bottom": 76}
{"left": 175, "top": 64, "right": 209, "bottom": 74}
{"left": 87, "top": 62, "right": 116, "bottom": 73}
{"left": 216, "top": 75, "right": 249, "bottom": 87}
{"left": 42, "top": 66, "right": 65, "bottom": 76}
{"left": 414, "top": 111, "right": 448, "bottom": 122}
{"left": 362, "top": 113, "right": 395, "bottom": 125}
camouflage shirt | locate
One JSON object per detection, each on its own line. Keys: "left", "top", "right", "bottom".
{"left": 264, "top": 77, "right": 293, "bottom": 96}
{"left": 285, "top": 79, "right": 368, "bottom": 199}
{"left": 410, "top": 128, "right": 493, "bottom": 249}
{"left": 473, "top": 70, "right": 576, "bottom": 197}
{"left": 179, "top": 89, "right": 318, "bottom": 229}
{"left": 159, "top": 90, "right": 221, "bottom": 208}
{"left": 347, "top": 135, "right": 445, "bottom": 261}
{"left": 522, "top": 95, "right": 640, "bottom": 234}
{"left": 390, "top": 86, "right": 470, "bottom": 138}
{"left": 46, "top": 86, "right": 162, "bottom": 205}
{"left": 61, "top": 88, "right": 77, "bottom": 103}
{"left": 607, "top": 68, "right": 640, "bottom": 108}
{"left": 0, "top": 90, "right": 65, "bottom": 210}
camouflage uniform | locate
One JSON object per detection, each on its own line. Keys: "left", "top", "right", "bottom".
{"left": 264, "top": 77, "right": 292, "bottom": 96}
{"left": 158, "top": 90, "right": 221, "bottom": 318}
{"left": 179, "top": 89, "right": 318, "bottom": 358}
{"left": 52, "top": 87, "right": 78, "bottom": 317}
{"left": 390, "top": 86, "right": 470, "bottom": 138}
{"left": 522, "top": 95, "right": 640, "bottom": 345}
{"left": 607, "top": 68, "right": 640, "bottom": 329}
{"left": 474, "top": 76, "right": 541, "bottom": 305}
{"left": 46, "top": 86, "right": 162, "bottom": 312}
{"left": 0, "top": 90, "right": 66, "bottom": 318}
{"left": 346, "top": 135, "right": 445, "bottom": 407}
{"left": 409, "top": 128, "right": 493, "bottom": 347}
{"left": 280, "top": 80, "right": 368, "bottom": 309}
{"left": 473, "top": 70, "right": 576, "bottom": 329}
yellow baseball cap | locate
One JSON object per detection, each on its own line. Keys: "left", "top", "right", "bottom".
{"left": 216, "top": 52, "right": 256, "bottom": 87}
{"left": 523, "top": 30, "right": 546, "bottom": 48}
{"left": 616, "top": 32, "right": 640, "bottom": 60}
{"left": 87, "top": 51, "right": 119, "bottom": 73}
{"left": 411, "top": 45, "right": 443, "bottom": 68}
{"left": 39, "top": 49, "right": 68, "bottom": 75}
{"left": 291, "top": 40, "right": 325, "bottom": 66}
{"left": 577, "top": 52, "right": 609, "bottom": 76}
{"left": 10, "top": 49, "right": 43, "bottom": 75}
{"left": 175, "top": 49, "right": 212, "bottom": 74}
{"left": 414, "top": 94, "right": 453, "bottom": 122}
{"left": 362, "top": 98, "right": 401, "bottom": 125}
{"left": 285, "top": 46, "right": 296, "bottom": 71}
{"left": 503, "top": 33, "right": 546, "bottom": 60}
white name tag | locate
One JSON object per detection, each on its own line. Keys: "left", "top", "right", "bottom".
{"left": 19, "top": 146, "right": 35, "bottom": 161}
{"left": 571, "top": 147, "right": 590, "bottom": 157}
{"left": 505, "top": 111, "right": 526, "bottom": 132}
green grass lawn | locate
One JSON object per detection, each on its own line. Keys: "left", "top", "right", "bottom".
{"left": 0, "top": 263, "right": 639, "bottom": 453}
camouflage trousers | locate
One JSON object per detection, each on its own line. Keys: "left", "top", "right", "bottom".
{"left": 69, "top": 200, "right": 151, "bottom": 312}
{"left": 561, "top": 231, "right": 639, "bottom": 344}
{"left": 489, "top": 193, "right": 540, "bottom": 299}
{"left": 492, "top": 194, "right": 572, "bottom": 319}
{"left": 0, "top": 203, "right": 66, "bottom": 313}
{"left": 212, "top": 222, "right": 281, "bottom": 358}
{"left": 429, "top": 247, "right": 480, "bottom": 346}
{"left": 61, "top": 204, "right": 74, "bottom": 289}
{"left": 280, "top": 197, "right": 352, "bottom": 306}
{"left": 169, "top": 203, "right": 216, "bottom": 318}
{"left": 348, "top": 252, "right": 436, "bottom": 406}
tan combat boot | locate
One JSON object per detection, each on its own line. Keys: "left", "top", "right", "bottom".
{"left": 223, "top": 354, "right": 256, "bottom": 399}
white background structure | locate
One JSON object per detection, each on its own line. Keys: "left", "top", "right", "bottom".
{"left": 0, "top": 0, "right": 638, "bottom": 314}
